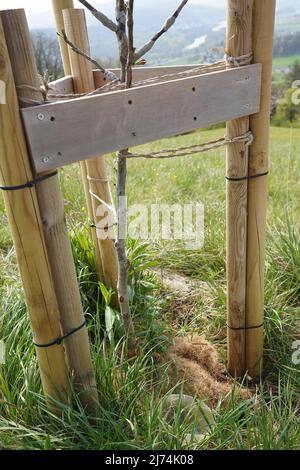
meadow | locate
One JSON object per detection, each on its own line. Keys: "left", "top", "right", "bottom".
{"left": 0, "top": 126, "right": 300, "bottom": 450}
{"left": 273, "top": 54, "right": 300, "bottom": 71}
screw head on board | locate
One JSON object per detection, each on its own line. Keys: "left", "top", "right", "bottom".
{"left": 41, "top": 156, "right": 50, "bottom": 163}
{"left": 37, "top": 113, "right": 44, "bottom": 121}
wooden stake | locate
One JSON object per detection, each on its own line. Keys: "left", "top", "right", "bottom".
{"left": 226, "top": 0, "right": 253, "bottom": 377}
{"left": 63, "top": 8, "right": 118, "bottom": 293}
{"left": 0, "top": 15, "right": 70, "bottom": 407}
{"left": 246, "top": 0, "right": 276, "bottom": 377}
{"left": 52, "top": 0, "right": 74, "bottom": 76}
{"left": 51, "top": 1, "right": 106, "bottom": 281}
{"left": 1, "top": 9, "right": 98, "bottom": 412}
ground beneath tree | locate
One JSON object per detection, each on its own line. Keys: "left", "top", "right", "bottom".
{"left": 153, "top": 269, "right": 250, "bottom": 405}
{"left": 168, "top": 335, "right": 250, "bottom": 405}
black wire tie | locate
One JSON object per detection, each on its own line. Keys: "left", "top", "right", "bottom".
{"left": 34, "top": 319, "right": 87, "bottom": 348}
{"left": 227, "top": 323, "right": 264, "bottom": 331}
{"left": 0, "top": 171, "right": 58, "bottom": 191}
{"left": 225, "top": 171, "right": 269, "bottom": 182}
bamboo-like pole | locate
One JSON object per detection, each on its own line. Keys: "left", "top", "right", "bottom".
{"left": 63, "top": 8, "right": 118, "bottom": 293}
{"left": 226, "top": 0, "right": 253, "bottom": 377}
{"left": 0, "top": 15, "right": 70, "bottom": 407}
{"left": 1, "top": 9, "right": 98, "bottom": 413}
{"left": 51, "top": 0, "right": 105, "bottom": 281}
{"left": 52, "top": 0, "right": 74, "bottom": 76}
{"left": 246, "top": 0, "right": 276, "bottom": 377}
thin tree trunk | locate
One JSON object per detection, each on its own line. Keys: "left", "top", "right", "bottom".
{"left": 115, "top": 0, "right": 137, "bottom": 353}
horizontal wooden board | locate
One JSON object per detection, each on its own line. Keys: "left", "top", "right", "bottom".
{"left": 93, "top": 64, "right": 202, "bottom": 87}
{"left": 49, "top": 75, "right": 74, "bottom": 94}
{"left": 22, "top": 64, "right": 262, "bottom": 173}
{"left": 48, "top": 66, "right": 199, "bottom": 92}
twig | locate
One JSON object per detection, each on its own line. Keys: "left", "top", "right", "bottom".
{"left": 134, "top": 0, "right": 189, "bottom": 61}
{"left": 58, "top": 29, "right": 105, "bottom": 71}
{"left": 80, "top": 0, "right": 128, "bottom": 81}
{"left": 116, "top": 0, "right": 137, "bottom": 352}
{"left": 116, "top": 0, "right": 128, "bottom": 83}
{"left": 116, "top": 150, "right": 136, "bottom": 345}
{"left": 78, "top": 0, "right": 118, "bottom": 33}
{"left": 126, "top": 0, "right": 135, "bottom": 88}
{"left": 58, "top": 30, "right": 118, "bottom": 82}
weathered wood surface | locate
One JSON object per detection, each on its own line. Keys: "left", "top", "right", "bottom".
{"left": 51, "top": 0, "right": 74, "bottom": 76}
{"left": 49, "top": 66, "right": 199, "bottom": 93}
{"left": 246, "top": 0, "right": 276, "bottom": 378}
{"left": 226, "top": 0, "right": 253, "bottom": 377}
{"left": 22, "top": 64, "right": 261, "bottom": 172}
{"left": 2, "top": 8, "right": 97, "bottom": 412}
{"left": 0, "top": 12, "right": 70, "bottom": 407}
{"left": 93, "top": 64, "right": 202, "bottom": 87}
{"left": 63, "top": 7, "right": 118, "bottom": 294}
{"left": 49, "top": 75, "right": 74, "bottom": 94}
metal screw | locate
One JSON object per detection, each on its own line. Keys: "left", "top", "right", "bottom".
{"left": 37, "top": 113, "right": 44, "bottom": 121}
{"left": 41, "top": 156, "right": 50, "bottom": 163}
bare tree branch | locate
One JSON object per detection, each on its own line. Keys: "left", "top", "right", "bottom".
{"left": 78, "top": 0, "right": 118, "bottom": 33}
{"left": 80, "top": 0, "right": 128, "bottom": 81}
{"left": 116, "top": 0, "right": 138, "bottom": 353}
{"left": 115, "top": 0, "right": 128, "bottom": 83}
{"left": 58, "top": 30, "right": 118, "bottom": 82}
{"left": 134, "top": 0, "right": 189, "bottom": 62}
{"left": 126, "top": 0, "right": 135, "bottom": 88}
{"left": 116, "top": 150, "right": 136, "bottom": 350}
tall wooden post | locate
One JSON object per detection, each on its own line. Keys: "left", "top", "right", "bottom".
{"left": 226, "top": 0, "right": 253, "bottom": 377}
{"left": 246, "top": 0, "right": 276, "bottom": 377}
{"left": 0, "top": 15, "right": 70, "bottom": 407}
{"left": 1, "top": 9, "right": 98, "bottom": 413}
{"left": 63, "top": 8, "right": 118, "bottom": 293}
{"left": 52, "top": 0, "right": 74, "bottom": 76}
{"left": 51, "top": 0, "right": 117, "bottom": 289}
{"left": 51, "top": 0, "right": 103, "bottom": 278}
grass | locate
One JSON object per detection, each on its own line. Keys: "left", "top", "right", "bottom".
{"left": 0, "top": 126, "right": 300, "bottom": 450}
{"left": 273, "top": 54, "right": 300, "bottom": 71}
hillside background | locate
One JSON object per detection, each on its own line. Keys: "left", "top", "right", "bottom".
{"left": 27, "top": 0, "right": 300, "bottom": 67}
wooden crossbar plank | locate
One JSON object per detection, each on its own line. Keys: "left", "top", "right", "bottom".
{"left": 93, "top": 64, "right": 202, "bottom": 86}
{"left": 48, "top": 65, "right": 200, "bottom": 93}
{"left": 22, "top": 64, "right": 262, "bottom": 173}
{"left": 49, "top": 75, "right": 74, "bottom": 94}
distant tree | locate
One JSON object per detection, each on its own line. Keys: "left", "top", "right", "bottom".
{"left": 271, "top": 77, "right": 286, "bottom": 118}
{"left": 31, "top": 31, "right": 63, "bottom": 80}
{"left": 273, "top": 87, "right": 300, "bottom": 126}
{"left": 271, "top": 60, "right": 300, "bottom": 122}
{"left": 285, "top": 60, "right": 300, "bottom": 87}
{"left": 273, "top": 32, "right": 300, "bottom": 58}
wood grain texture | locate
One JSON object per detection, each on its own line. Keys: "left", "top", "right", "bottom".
{"left": 22, "top": 64, "right": 261, "bottom": 173}
{"left": 0, "top": 12, "right": 70, "bottom": 407}
{"left": 1, "top": 8, "right": 97, "bottom": 412}
{"left": 226, "top": 0, "right": 253, "bottom": 377}
{"left": 51, "top": 0, "right": 74, "bottom": 76}
{"left": 93, "top": 64, "right": 203, "bottom": 87}
{"left": 49, "top": 75, "right": 74, "bottom": 94}
{"left": 246, "top": 0, "right": 276, "bottom": 377}
{"left": 63, "top": 8, "right": 118, "bottom": 293}
{"left": 51, "top": 3, "right": 103, "bottom": 279}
